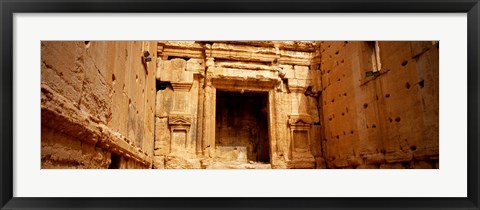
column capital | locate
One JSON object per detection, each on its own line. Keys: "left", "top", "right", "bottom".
{"left": 287, "top": 79, "right": 311, "bottom": 93}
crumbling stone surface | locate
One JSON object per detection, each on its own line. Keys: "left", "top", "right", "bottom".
{"left": 42, "top": 127, "right": 112, "bottom": 169}
{"left": 164, "top": 155, "right": 201, "bottom": 169}
{"left": 42, "top": 41, "right": 438, "bottom": 169}
{"left": 41, "top": 41, "right": 157, "bottom": 169}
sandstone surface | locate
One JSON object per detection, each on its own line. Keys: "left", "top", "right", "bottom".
{"left": 41, "top": 41, "right": 439, "bottom": 169}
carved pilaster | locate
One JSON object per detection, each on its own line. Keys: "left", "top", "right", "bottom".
{"left": 202, "top": 78, "right": 216, "bottom": 157}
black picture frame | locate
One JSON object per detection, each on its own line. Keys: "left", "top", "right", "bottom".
{"left": 1, "top": 0, "right": 479, "bottom": 209}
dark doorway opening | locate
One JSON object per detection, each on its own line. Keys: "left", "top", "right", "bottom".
{"left": 215, "top": 90, "right": 270, "bottom": 163}
{"left": 108, "top": 153, "right": 121, "bottom": 169}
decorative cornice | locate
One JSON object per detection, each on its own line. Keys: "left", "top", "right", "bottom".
{"left": 171, "top": 82, "right": 193, "bottom": 91}
{"left": 288, "top": 115, "right": 313, "bottom": 126}
{"left": 168, "top": 114, "right": 192, "bottom": 126}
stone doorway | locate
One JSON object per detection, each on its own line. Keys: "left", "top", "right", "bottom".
{"left": 215, "top": 90, "right": 270, "bottom": 163}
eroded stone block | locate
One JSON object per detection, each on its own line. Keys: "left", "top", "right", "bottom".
{"left": 154, "top": 117, "right": 170, "bottom": 155}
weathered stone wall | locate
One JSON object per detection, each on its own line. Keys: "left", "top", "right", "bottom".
{"left": 319, "top": 41, "right": 439, "bottom": 169}
{"left": 41, "top": 41, "right": 157, "bottom": 169}
{"left": 41, "top": 41, "right": 439, "bottom": 169}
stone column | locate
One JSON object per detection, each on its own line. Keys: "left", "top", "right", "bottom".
{"left": 195, "top": 75, "right": 205, "bottom": 156}
{"left": 202, "top": 56, "right": 216, "bottom": 158}
{"left": 268, "top": 89, "right": 282, "bottom": 168}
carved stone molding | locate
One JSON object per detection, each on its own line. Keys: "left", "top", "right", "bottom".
{"left": 287, "top": 79, "right": 311, "bottom": 93}
{"left": 158, "top": 42, "right": 204, "bottom": 59}
{"left": 288, "top": 115, "right": 313, "bottom": 126}
{"left": 168, "top": 114, "right": 192, "bottom": 126}
{"left": 171, "top": 82, "right": 193, "bottom": 91}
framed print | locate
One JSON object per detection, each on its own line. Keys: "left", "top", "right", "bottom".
{"left": 1, "top": 0, "right": 479, "bottom": 209}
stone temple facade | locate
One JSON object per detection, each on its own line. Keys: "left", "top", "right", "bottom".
{"left": 41, "top": 41, "right": 439, "bottom": 169}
